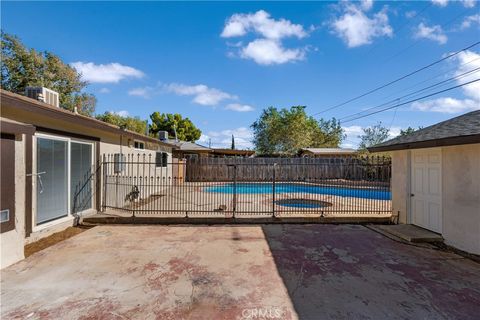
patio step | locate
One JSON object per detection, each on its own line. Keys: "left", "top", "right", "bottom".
{"left": 373, "top": 224, "right": 444, "bottom": 243}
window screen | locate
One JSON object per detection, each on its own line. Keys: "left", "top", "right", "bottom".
{"left": 156, "top": 152, "right": 168, "bottom": 167}
{"left": 114, "top": 153, "right": 126, "bottom": 173}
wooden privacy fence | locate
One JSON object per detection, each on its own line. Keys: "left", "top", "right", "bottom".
{"left": 185, "top": 156, "right": 391, "bottom": 183}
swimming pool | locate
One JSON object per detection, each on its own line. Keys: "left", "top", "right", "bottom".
{"left": 275, "top": 199, "right": 333, "bottom": 209}
{"left": 204, "top": 183, "right": 391, "bottom": 200}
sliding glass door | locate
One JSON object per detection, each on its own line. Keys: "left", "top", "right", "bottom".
{"left": 71, "top": 142, "right": 93, "bottom": 213}
{"left": 36, "top": 137, "right": 69, "bottom": 224}
{"left": 36, "top": 135, "right": 95, "bottom": 226}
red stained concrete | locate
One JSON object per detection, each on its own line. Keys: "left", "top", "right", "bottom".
{"left": 1, "top": 225, "right": 479, "bottom": 319}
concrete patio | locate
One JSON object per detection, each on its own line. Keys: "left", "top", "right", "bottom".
{"left": 1, "top": 224, "right": 479, "bottom": 319}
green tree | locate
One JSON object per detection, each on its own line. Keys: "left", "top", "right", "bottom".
{"left": 96, "top": 112, "right": 147, "bottom": 135}
{"left": 1, "top": 32, "right": 96, "bottom": 116}
{"left": 251, "top": 106, "right": 344, "bottom": 155}
{"left": 315, "top": 118, "right": 344, "bottom": 147}
{"left": 231, "top": 135, "right": 235, "bottom": 150}
{"left": 358, "top": 122, "right": 390, "bottom": 151}
{"left": 399, "top": 126, "right": 423, "bottom": 136}
{"left": 149, "top": 112, "right": 201, "bottom": 142}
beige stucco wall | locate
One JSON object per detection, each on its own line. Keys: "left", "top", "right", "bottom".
{"left": 391, "top": 144, "right": 480, "bottom": 255}
{"left": 99, "top": 139, "right": 174, "bottom": 204}
{"left": 442, "top": 144, "right": 480, "bottom": 254}
{"left": 1, "top": 135, "right": 26, "bottom": 269}
{"left": 1, "top": 101, "right": 174, "bottom": 251}
{"left": 391, "top": 150, "right": 409, "bottom": 224}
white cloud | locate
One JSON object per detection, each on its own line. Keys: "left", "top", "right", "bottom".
{"left": 461, "top": 14, "right": 480, "bottom": 30}
{"left": 71, "top": 62, "right": 144, "bottom": 83}
{"left": 221, "top": 10, "right": 309, "bottom": 65}
{"left": 197, "top": 134, "right": 211, "bottom": 145}
{"left": 343, "top": 125, "right": 364, "bottom": 136}
{"left": 431, "top": 0, "right": 476, "bottom": 8}
{"left": 99, "top": 88, "right": 110, "bottom": 94}
{"left": 412, "top": 50, "right": 480, "bottom": 113}
{"left": 202, "top": 127, "right": 254, "bottom": 149}
{"left": 164, "top": 83, "right": 237, "bottom": 106}
{"left": 461, "top": 0, "right": 476, "bottom": 8}
{"left": 411, "top": 97, "right": 478, "bottom": 113}
{"left": 360, "top": 0, "right": 374, "bottom": 11}
{"left": 225, "top": 103, "right": 255, "bottom": 112}
{"left": 331, "top": 3, "right": 393, "bottom": 48}
{"left": 388, "top": 127, "right": 401, "bottom": 139}
{"left": 414, "top": 22, "right": 447, "bottom": 44}
{"left": 128, "top": 87, "right": 153, "bottom": 99}
{"left": 405, "top": 11, "right": 417, "bottom": 19}
{"left": 128, "top": 82, "right": 239, "bottom": 106}
{"left": 457, "top": 51, "right": 480, "bottom": 102}
{"left": 221, "top": 10, "right": 307, "bottom": 40}
{"left": 110, "top": 110, "right": 130, "bottom": 117}
{"left": 431, "top": 0, "right": 449, "bottom": 7}
{"left": 240, "top": 39, "right": 306, "bottom": 65}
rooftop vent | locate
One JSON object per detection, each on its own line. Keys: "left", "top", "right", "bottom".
{"left": 158, "top": 131, "right": 169, "bottom": 141}
{"left": 25, "top": 87, "right": 59, "bottom": 108}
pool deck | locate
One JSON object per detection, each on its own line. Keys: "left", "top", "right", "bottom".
{"left": 2, "top": 224, "right": 479, "bottom": 319}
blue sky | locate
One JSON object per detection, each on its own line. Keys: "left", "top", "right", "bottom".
{"left": 2, "top": 1, "right": 479, "bottom": 148}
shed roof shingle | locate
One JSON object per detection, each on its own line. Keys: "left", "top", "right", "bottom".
{"left": 368, "top": 110, "right": 480, "bottom": 152}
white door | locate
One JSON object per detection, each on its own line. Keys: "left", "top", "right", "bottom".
{"left": 411, "top": 148, "right": 442, "bottom": 233}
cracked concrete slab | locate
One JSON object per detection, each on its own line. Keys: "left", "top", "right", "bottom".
{"left": 1, "top": 225, "right": 479, "bottom": 319}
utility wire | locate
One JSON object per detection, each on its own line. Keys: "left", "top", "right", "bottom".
{"left": 366, "top": 57, "right": 480, "bottom": 105}
{"left": 341, "top": 78, "right": 480, "bottom": 123}
{"left": 340, "top": 67, "right": 480, "bottom": 121}
{"left": 314, "top": 40, "right": 480, "bottom": 116}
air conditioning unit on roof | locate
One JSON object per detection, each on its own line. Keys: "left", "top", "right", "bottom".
{"left": 25, "top": 87, "right": 60, "bottom": 108}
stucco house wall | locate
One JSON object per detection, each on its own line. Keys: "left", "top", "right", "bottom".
{"left": 1, "top": 135, "right": 26, "bottom": 269}
{"left": 441, "top": 144, "right": 480, "bottom": 254}
{"left": 391, "top": 150, "right": 409, "bottom": 224}
{"left": 391, "top": 144, "right": 480, "bottom": 254}
{"left": 0, "top": 90, "right": 175, "bottom": 268}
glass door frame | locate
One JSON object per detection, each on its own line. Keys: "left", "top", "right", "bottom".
{"left": 70, "top": 140, "right": 95, "bottom": 216}
{"left": 33, "top": 133, "right": 95, "bottom": 231}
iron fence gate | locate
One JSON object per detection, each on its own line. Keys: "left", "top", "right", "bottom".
{"left": 101, "top": 154, "right": 392, "bottom": 219}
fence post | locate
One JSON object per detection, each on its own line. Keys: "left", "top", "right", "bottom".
{"left": 102, "top": 154, "right": 107, "bottom": 212}
{"left": 272, "top": 163, "right": 276, "bottom": 218}
{"left": 233, "top": 164, "right": 237, "bottom": 218}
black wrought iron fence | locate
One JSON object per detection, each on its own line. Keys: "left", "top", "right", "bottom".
{"left": 72, "top": 162, "right": 101, "bottom": 224}
{"left": 101, "top": 154, "right": 391, "bottom": 218}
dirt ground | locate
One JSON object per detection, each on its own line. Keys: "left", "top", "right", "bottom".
{"left": 24, "top": 226, "right": 91, "bottom": 257}
{"left": 3, "top": 224, "right": 480, "bottom": 319}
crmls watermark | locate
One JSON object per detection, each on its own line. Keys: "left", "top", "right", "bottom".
{"left": 241, "top": 306, "right": 284, "bottom": 319}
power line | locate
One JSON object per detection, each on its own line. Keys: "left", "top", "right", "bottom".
{"left": 341, "top": 78, "right": 480, "bottom": 123}
{"left": 314, "top": 40, "right": 480, "bottom": 116}
{"left": 339, "top": 66, "right": 480, "bottom": 121}
{"left": 366, "top": 56, "right": 480, "bottom": 105}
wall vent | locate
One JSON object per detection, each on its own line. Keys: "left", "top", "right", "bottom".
{"left": 25, "top": 87, "right": 60, "bottom": 108}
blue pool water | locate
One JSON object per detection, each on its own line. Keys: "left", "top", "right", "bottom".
{"left": 204, "top": 183, "right": 391, "bottom": 200}
{"left": 279, "top": 202, "right": 324, "bottom": 208}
